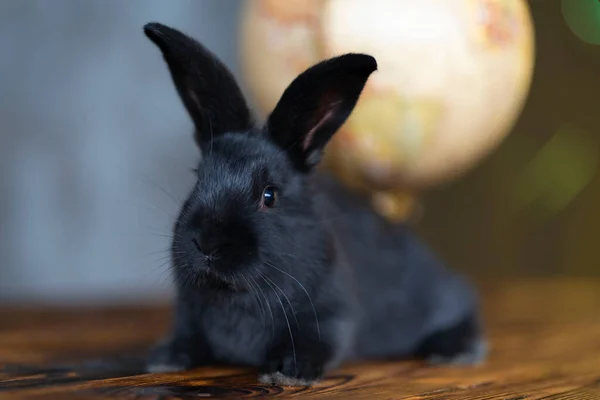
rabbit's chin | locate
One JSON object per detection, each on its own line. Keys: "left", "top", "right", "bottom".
{"left": 179, "top": 264, "right": 257, "bottom": 293}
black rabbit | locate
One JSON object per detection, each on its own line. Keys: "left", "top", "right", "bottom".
{"left": 143, "top": 22, "right": 486, "bottom": 387}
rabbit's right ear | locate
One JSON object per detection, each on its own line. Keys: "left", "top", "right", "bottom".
{"left": 264, "top": 54, "right": 376, "bottom": 172}
{"left": 144, "top": 22, "right": 252, "bottom": 148}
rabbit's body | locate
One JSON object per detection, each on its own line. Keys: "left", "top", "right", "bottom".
{"left": 143, "top": 23, "right": 486, "bottom": 386}
{"left": 314, "top": 174, "right": 482, "bottom": 361}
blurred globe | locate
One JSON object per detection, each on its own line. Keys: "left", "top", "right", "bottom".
{"left": 240, "top": 0, "right": 534, "bottom": 218}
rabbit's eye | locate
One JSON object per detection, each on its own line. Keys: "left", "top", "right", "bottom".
{"left": 260, "top": 186, "right": 278, "bottom": 209}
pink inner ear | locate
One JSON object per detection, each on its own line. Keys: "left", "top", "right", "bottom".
{"left": 302, "top": 100, "right": 341, "bottom": 151}
{"left": 189, "top": 89, "right": 202, "bottom": 110}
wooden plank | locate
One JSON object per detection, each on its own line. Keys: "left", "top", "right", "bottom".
{"left": 0, "top": 278, "right": 599, "bottom": 399}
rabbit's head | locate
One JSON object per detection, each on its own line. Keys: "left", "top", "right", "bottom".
{"left": 144, "top": 22, "right": 376, "bottom": 291}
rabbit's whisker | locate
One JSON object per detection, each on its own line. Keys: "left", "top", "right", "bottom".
{"left": 150, "top": 258, "right": 173, "bottom": 275}
{"left": 208, "top": 111, "right": 214, "bottom": 158}
{"left": 136, "top": 200, "right": 177, "bottom": 220}
{"left": 177, "top": 265, "right": 196, "bottom": 290}
{"left": 150, "top": 253, "right": 172, "bottom": 264}
{"left": 265, "top": 262, "right": 320, "bottom": 342}
{"left": 260, "top": 272, "right": 296, "bottom": 375}
{"left": 142, "top": 174, "right": 183, "bottom": 206}
{"left": 261, "top": 272, "right": 299, "bottom": 328}
{"left": 251, "top": 275, "right": 275, "bottom": 339}
{"left": 143, "top": 248, "right": 171, "bottom": 257}
{"left": 243, "top": 274, "right": 266, "bottom": 322}
{"left": 270, "top": 251, "right": 298, "bottom": 259}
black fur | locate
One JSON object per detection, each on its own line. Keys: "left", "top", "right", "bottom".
{"left": 143, "top": 22, "right": 487, "bottom": 386}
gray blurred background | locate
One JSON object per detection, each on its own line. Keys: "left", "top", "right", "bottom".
{"left": 0, "top": 0, "right": 243, "bottom": 304}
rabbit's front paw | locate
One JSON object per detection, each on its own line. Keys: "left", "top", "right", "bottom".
{"left": 146, "top": 339, "right": 192, "bottom": 373}
{"left": 259, "top": 355, "right": 325, "bottom": 387}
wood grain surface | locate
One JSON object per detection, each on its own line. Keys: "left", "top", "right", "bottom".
{"left": 1, "top": 278, "right": 599, "bottom": 399}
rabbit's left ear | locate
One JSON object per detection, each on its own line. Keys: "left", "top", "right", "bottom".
{"left": 144, "top": 22, "right": 252, "bottom": 148}
{"left": 265, "top": 54, "right": 377, "bottom": 172}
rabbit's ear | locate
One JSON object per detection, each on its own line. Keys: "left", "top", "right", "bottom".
{"left": 144, "top": 22, "right": 252, "bottom": 148}
{"left": 265, "top": 54, "right": 376, "bottom": 172}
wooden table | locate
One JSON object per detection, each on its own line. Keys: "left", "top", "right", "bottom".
{"left": 1, "top": 278, "right": 599, "bottom": 399}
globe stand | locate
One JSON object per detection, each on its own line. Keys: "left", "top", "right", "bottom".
{"left": 320, "top": 154, "right": 421, "bottom": 225}
{"left": 371, "top": 190, "right": 421, "bottom": 224}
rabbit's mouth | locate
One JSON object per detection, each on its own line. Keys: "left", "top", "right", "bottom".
{"left": 202, "top": 272, "right": 243, "bottom": 292}
{"left": 193, "top": 267, "right": 252, "bottom": 294}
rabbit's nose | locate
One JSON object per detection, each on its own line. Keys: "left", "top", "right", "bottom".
{"left": 192, "top": 234, "right": 215, "bottom": 257}
{"left": 194, "top": 234, "right": 234, "bottom": 258}
{"left": 191, "top": 235, "right": 204, "bottom": 254}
